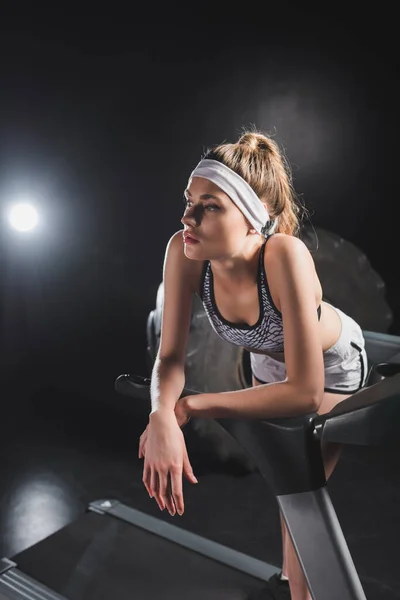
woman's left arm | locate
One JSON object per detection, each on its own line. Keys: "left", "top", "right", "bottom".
{"left": 179, "top": 236, "right": 325, "bottom": 420}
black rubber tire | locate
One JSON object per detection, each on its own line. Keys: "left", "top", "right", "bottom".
{"left": 300, "top": 226, "right": 392, "bottom": 333}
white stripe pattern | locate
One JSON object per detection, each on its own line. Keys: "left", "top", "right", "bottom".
{"left": 199, "top": 237, "right": 285, "bottom": 352}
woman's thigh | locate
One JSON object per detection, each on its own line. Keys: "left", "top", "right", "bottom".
{"left": 317, "top": 391, "right": 351, "bottom": 415}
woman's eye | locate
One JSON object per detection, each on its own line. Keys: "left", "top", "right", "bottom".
{"left": 183, "top": 199, "right": 219, "bottom": 212}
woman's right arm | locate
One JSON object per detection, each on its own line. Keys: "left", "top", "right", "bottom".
{"left": 149, "top": 358, "right": 186, "bottom": 416}
{"left": 149, "top": 229, "right": 199, "bottom": 414}
{"left": 142, "top": 230, "right": 201, "bottom": 515}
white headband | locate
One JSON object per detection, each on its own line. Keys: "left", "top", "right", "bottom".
{"left": 188, "top": 158, "right": 278, "bottom": 237}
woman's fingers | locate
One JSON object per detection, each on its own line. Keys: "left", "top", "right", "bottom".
{"left": 141, "top": 424, "right": 192, "bottom": 516}
{"left": 142, "top": 462, "right": 151, "bottom": 496}
{"left": 142, "top": 455, "right": 175, "bottom": 513}
{"left": 144, "top": 465, "right": 182, "bottom": 516}
{"left": 169, "top": 465, "right": 184, "bottom": 515}
{"left": 138, "top": 427, "right": 149, "bottom": 459}
{"left": 167, "top": 479, "right": 178, "bottom": 515}
{"left": 150, "top": 469, "right": 165, "bottom": 510}
{"left": 158, "top": 471, "right": 176, "bottom": 515}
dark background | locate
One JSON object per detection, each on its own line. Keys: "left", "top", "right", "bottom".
{"left": 0, "top": 7, "right": 400, "bottom": 599}
{"left": 0, "top": 5, "right": 399, "bottom": 391}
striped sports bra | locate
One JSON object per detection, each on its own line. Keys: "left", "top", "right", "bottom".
{"left": 198, "top": 234, "right": 321, "bottom": 353}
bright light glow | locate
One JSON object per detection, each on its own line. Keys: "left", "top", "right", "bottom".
{"left": 3, "top": 471, "right": 77, "bottom": 552}
{"left": 9, "top": 203, "right": 39, "bottom": 232}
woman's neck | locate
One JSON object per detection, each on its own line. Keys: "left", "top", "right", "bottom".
{"left": 209, "top": 238, "right": 265, "bottom": 288}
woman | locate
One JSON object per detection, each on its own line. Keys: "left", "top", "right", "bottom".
{"left": 139, "top": 130, "right": 368, "bottom": 600}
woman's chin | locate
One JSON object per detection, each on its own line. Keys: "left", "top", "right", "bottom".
{"left": 184, "top": 249, "right": 202, "bottom": 260}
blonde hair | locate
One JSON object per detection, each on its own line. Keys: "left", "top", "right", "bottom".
{"left": 203, "top": 128, "right": 307, "bottom": 237}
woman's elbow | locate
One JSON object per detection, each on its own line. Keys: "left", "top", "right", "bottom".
{"left": 310, "top": 394, "right": 323, "bottom": 413}
{"left": 290, "top": 380, "right": 323, "bottom": 413}
{"left": 308, "top": 386, "right": 325, "bottom": 412}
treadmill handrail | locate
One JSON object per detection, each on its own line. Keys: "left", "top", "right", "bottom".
{"left": 123, "top": 373, "right": 400, "bottom": 437}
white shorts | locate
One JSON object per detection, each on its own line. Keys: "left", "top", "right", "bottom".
{"left": 250, "top": 303, "right": 368, "bottom": 395}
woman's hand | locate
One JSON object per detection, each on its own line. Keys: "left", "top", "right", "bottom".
{"left": 174, "top": 396, "right": 191, "bottom": 428}
{"left": 138, "top": 397, "right": 191, "bottom": 460}
{"left": 141, "top": 409, "right": 198, "bottom": 516}
{"left": 138, "top": 424, "right": 150, "bottom": 460}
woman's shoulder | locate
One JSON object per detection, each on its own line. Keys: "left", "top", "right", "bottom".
{"left": 166, "top": 230, "right": 205, "bottom": 295}
{"left": 265, "top": 232, "right": 308, "bottom": 252}
{"left": 263, "top": 233, "right": 319, "bottom": 305}
{"left": 263, "top": 233, "right": 311, "bottom": 269}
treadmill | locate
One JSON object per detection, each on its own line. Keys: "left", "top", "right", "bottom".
{"left": 1, "top": 366, "right": 399, "bottom": 600}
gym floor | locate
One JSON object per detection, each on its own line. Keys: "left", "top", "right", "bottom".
{"left": 1, "top": 363, "right": 400, "bottom": 600}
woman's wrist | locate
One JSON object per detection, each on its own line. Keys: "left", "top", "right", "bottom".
{"left": 149, "top": 408, "right": 176, "bottom": 423}
{"left": 174, "top": 396, "right": 192, "bottom": 428}
{"left": 182, "top": 394, "right": 218, "bottom": 419}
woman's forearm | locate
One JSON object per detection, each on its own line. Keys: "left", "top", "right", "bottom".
{"left": 186, "top": 380, "right": 320, "bottom": 420}
{"left": 150, "top": 356, "right": 186, "bottom": 415}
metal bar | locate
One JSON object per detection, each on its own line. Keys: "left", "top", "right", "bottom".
{"left": 89, "top": 499, "right": 279, "bottom": 583}
{"left": 278, "top": 488, "right": 366, "bottom": 600}
{"left": 0, "top": 568, "right": 68, "bottom": 600}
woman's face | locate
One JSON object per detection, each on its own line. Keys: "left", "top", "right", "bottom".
{"left": 181, "top": 176, "right": 252, "bottom": 260}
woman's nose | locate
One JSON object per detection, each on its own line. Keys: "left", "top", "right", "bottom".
{"left": 181, "top": 211, "right": 196, "bottom": 227}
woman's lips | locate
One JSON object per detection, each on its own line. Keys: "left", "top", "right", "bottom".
{"left": 183, "top": 233, "right": 200, "bottom": 244}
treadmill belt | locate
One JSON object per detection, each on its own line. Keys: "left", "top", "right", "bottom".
{"left": 9, "top": 500, "right": 275, "bottom": 600}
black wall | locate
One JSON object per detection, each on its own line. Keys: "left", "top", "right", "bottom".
{"left": 0, "top": 7, "right": 399, "bottom": 394}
